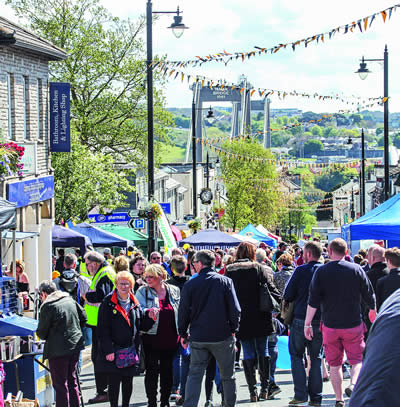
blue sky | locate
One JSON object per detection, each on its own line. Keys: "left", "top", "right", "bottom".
{"left": 3, "top": 0, "right": 400, "bottom": 113}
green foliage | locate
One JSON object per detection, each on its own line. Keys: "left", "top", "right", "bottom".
{"left": 304, "top": 139, "right": 324, "bottom": 155}
{"left": 393, "top": 133, "right": 400, "bottom": 149}
{"left": 376, "top": 127, "right": 384, "bottom": 137}
{"left": 311, "top": 126, "right": 322, "bottom": 137}
{"left": 220, "top": 139, "right": 283, "bottom": 230}
{"left": 314, "top": 167, "right": 358, "bottom": 192}
{"left": 52, "top": 131, "right": 133, "bottom": 222}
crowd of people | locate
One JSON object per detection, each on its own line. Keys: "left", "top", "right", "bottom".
{"left": 34, "top": 237, "right": 400, "bottom": 407}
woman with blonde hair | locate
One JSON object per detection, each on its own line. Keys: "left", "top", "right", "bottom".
{"left": 114, "top": 256, "right": 130, "bottom": 273}
{"left": 136, "top": 264, "right": 180, "bottom": 407}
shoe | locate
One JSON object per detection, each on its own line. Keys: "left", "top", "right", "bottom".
{"left": 234, "top": 361, "right": 241, "bottom": 370}
{"left": 267, "top": 383, "right": 281, "bottom": 399}
{"left": 204, "top": 401, "right": 213, "bottom": 407}
{"left": 259, "top": 391, "right": 268, "bottom": 400}
{"left": 308, "top": 401, "right": 322, "bottom": 406}
{"left": 288, "top": 398, "right": 308, "bottom": 405}
{"left": 335, "top": 402, "right": 345, "bottom": 407}
{"left": 176, "top": 397, "right": 184, "bottom": 406}
{"left": 345, "top": 384, "right": 354, "bottom": 397}
{"left": 88, "top": 394, "right": 109, "bottom": 404}
{"left": 250, "top": 393, "right": 258, "bottom": 403}
{"left": 170, "top": 393, "right": 179, "bottom": 401}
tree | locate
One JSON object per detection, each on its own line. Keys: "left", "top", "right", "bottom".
{"left": 393, "top": 133, "right": 400, "bottom": 149}
{"left": 314, "top": 168, "right": 358, "bottom": 192}
{"left": 280, "top": 197, "right": 317, "bottom": 237}
{"left": 378, "top": 135, "right": 392, "bottom": 147}
{"left": 376, "top": 127, "right": 384, "bottom": 137}
{"left": 52, "top": 131, "right": 133, "bottom": 222}
{"left": 7, "top": 0, "right": 173, "bottom": 219}
{"left": 311, "top": 126, "right": 322, "bottom": 137}
{"left": 220, "top": 139, "right": 283, "bottom": 230}
{"left": 304, "top": 139, "right": 324, "bottom": 155}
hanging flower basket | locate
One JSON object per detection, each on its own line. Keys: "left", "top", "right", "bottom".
{"left": 138, "top": 202, "right": 162, "bottom": 221}
{"left": 188, "top": 217, "right": 202, "bottom": 233}
{"left": 0, "top": 142, "right": 24, "bottom": 178}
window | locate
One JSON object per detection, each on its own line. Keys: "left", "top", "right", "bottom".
{"left": 37, "top": 79, "right": 43, "bottom": 139}
{"left": 23, "top": 76, "right": 30, "bottom": 139}
{"left": 7, "top": 73, "right": 15, "bottom": 140}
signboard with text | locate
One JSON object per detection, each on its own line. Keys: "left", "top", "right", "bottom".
{"left": 160, "top": 203, "right": 171, "bottom": 214}
{"left": 49, "top": 82, "right": 71, "bottom": 152}
{"left": 88, "top": 213, "right": 130, "bottom": 223}
{"left": 20, "top": 143, "right": 37, "bottom": 175}
{"left": 7, "top": 176, "right": 54, "bottom": 208}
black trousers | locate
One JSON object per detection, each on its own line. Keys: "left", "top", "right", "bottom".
{"left": 91, "top": 326, "right": 109, "bottom": 394}
{"left": 108, "top": 374, "right": 133, "bottom": 407}
{"left": 143, "top": 345, "right": 175, "bottom": 407}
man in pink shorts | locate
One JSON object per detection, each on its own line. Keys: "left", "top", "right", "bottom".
{"left": 304, "top": 238, "right": 376, "bottom": 407}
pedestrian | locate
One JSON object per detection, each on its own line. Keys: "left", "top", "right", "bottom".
{"left": 283, "top": 241, "right": 323, "bottom": 406}
{"left": 129, "top": 255, "right": 147, "bottom": 292}
{"left": 178, "top": 250, "right": 241, "bottom": 407}
{"left": 366, "top": 244, "right": 389, "bottom": 292}
{"left": 96, "top": 271, "right": 154, "bottom": 407}
{"left": 37, "top": 280, "right": 87, "bottom": 407}
{"left": 103, "top": 248, "right": 114, "bottom": 266}
{"left": 83, "top": 251, "right": 116, "bottom": 404}
{"left": 348, "top": 288, "right": 400, "bottom": 407}
{"left": 304, "top": 238, "right": 376, "bottom": 407}
{"left": 114, "top": 255, "right": 130, "bottom": 273}
{"left": 136, "top": 264, "right": 180, "bottom": 407}
{"left": 225, "top": 242, "right": 281, "bottom": 402}
{"left": 267, "top": 316, "right": 285, "bottom": 399}
{"left": 376, "top": 247, "right": 400, "bottom": 310}
{"left": 274, "top": 253, "right": 294, "bottom": 296}
{"left": 55, "top": 249, "right": 66, "bottom": 273}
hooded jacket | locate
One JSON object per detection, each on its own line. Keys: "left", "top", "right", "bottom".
{"left": 36, "top": 291, "right": 87, "bottom": 360}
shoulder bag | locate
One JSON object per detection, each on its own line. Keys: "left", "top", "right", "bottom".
{"left": 258, "top": 266, "right": 280, "bottom": 313}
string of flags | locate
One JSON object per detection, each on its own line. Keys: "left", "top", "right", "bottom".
{"left": 155, "top": 3, "right": 399, "bottom": 68}
{"left": 156, "top": 67, "right": 388, "bottom": 106}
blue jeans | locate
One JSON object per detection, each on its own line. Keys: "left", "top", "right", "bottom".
{"left": 289, "top": 318, "right": 323, "bottom": 402}
{"left": 172, "top": 343, "right": 190, "bottom": 398}
{"left": 268, "top": 339, "right": 278, "bottom": 383}
{"left": 241, "top": 336, "right": 269, "bottom": 360}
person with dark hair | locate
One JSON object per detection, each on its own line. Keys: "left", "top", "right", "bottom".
{"left": 55, "top": 249, "right": 66, "bottom": 273}
{"left": 37, "top": 280, "right": 87, "bottom": 407}
{"left": 272, "top": 242, "right": 288, "bottom": 263}
{"left": 129, "top": 255, "right": 147, "bottom": 292}
{"left": 304, "top": 238, "right": 376, "bottom": 407}
{"left": 178, "top": 250, "right": 241, "bottom": 407}
{"left": 225, "top": 242, "right": 281, "bottom": 402}
{"left": 283, "top": 242, "right": 323, "bottom": 406}
{"left": 376, "top": 247, "right": 400, "bottom": 310}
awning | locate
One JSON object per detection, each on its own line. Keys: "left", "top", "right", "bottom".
{"left": 1, "top": 231, "right": 40, "bottom": 240}
{"left": 166, "top": 178, "right": 181, "bottom": 190}
{"left": 0, "top": 314, "right": 38, "bottom": 336}
{"left": 177, "top": 186, "right": 188, "bottom": 194}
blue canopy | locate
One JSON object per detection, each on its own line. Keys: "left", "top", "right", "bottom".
{"left": 71, "top": 222, "right": 131, "bottom": 248}
{"left": 52, "top": 225, "right": 92, "bottom": 255}
{"left": 178, "top": 229, "right": 241, "bottom": 250}
{"left": 341, "top": 193, "right": 400, "bottom": 243}
{"left": 237, "top": 224, "right": 277, "bottom": 248}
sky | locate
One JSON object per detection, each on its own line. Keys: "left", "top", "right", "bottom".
{"left": 2, "top": 0, "right": 400, "bottom": 114}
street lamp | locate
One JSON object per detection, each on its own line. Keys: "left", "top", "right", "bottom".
{"left": 192, "top": 102, "right": 214, "bottom": 218}
{"left": 146, "top": 0, "right": 188, "bottom": 256}
{"left": 355, "top": 45, "right": 389, "bottom": 201}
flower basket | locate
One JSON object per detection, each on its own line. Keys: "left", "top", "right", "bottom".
{"left": 138, "top": 202, "right": 161, "bottom": 221}
{"left": 0, "top": 142, "right": 24, "bottom": 178}
{"left": 188, "top": 218, "right": 202, "bottom": 233}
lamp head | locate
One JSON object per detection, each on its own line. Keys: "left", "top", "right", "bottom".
{"left": 356, "top": 57, "right": 371, "bottom": 80}
{"left": 347, "top": 137, "right": 353, "bottom": 145}
{"left": 206, "top": 107, "right": 214, "bottom": 119}
{"left": 168, "top": 7, "right": 189, "bottom": 38}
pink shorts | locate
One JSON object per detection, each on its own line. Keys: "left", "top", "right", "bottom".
{"left": 321, "top": 322, "right": 366, "bottom": 367}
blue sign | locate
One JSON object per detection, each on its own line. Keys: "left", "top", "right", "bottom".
{"left": 160, "top": 202, "right": 171, "bottom": 214}
{"left": 7, "top": 176, "right": 54, "bottom": 208}
{"left": 88, "top": 213, "right": 130, "bottom": 223}
{"left": 134, "top": 219, "right": 145, "bottom": 229}
{"left": 49, "top": 82, "right": 71, "bottom": 152}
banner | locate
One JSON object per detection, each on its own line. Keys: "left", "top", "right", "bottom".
{"left": 157, "top": 204, "right": 177, "bottom": 253}
{"left": 49, "top": 82, "right": 71, "bottom": 152}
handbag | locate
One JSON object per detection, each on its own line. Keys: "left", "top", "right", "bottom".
{"left": 258, "top": 268, "right": 280, "bottom": 313}
{"left": 115, "top": 345, "right": 140, "bottom": 371}
{"left": 281, "top": 299, "right": 295, "bottom": 325}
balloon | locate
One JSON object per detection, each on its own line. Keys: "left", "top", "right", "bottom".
{"left": 276, "top": 336, "right": 291, "bottom": 370}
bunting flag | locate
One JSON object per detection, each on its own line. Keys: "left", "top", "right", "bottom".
{"left": 155, "top": 4, "right": 399, "bottom": 68}
{"left": 156, "top": 68, "right": 388, "bottom": 106}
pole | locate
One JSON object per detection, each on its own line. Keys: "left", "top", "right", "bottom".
{"left": 192, "top": 99, "right": 197, "bottom": 217}
{"left": 383, "top": 45, "right": 389, "bottom": 201}
{"left": 146, "top": 0, "right": 155, "bottom": 256}
{"left": 206, "top": 151, "right": 209, "bottom": 189}
{"left": 361, "top": 128, "right": 366, "bottom": 215}
{"left": 266, "top": 98, "right": 271, "bottom": 148}
{"left": 351, "top": 188, "right": 355, "bottom": 220}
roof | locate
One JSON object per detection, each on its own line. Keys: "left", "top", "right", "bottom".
{"left": 165, "top": 178, "right": 181, "bottom": 190}
{"left": 0, "top": 16, "right": 67, "bottom": 61}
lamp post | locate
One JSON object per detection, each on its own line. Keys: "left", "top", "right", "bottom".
{"left": 355, "top": 45, "right": 389, "bottom": 201}
{"left": 146, "top": 0, "right": 188, "bottom": 255}
{"left": 191, "top": 102, "right": 214, "bottom": 218}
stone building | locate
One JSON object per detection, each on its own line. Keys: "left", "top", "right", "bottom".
{"left": 0, "top": 16, "right": 67, "bottom": 286}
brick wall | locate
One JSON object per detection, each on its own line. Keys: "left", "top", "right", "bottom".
{"left": 0, "top": 46, "right": 50, "bottom": 174}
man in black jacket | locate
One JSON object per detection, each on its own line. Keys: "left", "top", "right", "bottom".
{"left": 366, "top": 244, "right": 388, "bottom": 292}
{"left": 376, "top": 247, "right": 400, "bottom": 310}
{"left": 37, "top": 280, "right": 87, "bottom": 407}
{"left": 178, "top": 250, "right": 241, "bottom": 407}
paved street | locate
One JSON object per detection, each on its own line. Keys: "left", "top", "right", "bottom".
{"left": 79, "top": 361, "right": 351, "bottom": 407}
